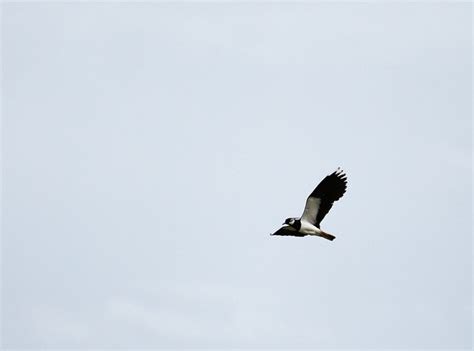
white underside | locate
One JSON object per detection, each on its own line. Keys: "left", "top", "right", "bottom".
{"left": 301, "top": 197, "right": 321, "bottom": 224}
{"left": 299, "top": 220, "right": 323, "bottom": 236}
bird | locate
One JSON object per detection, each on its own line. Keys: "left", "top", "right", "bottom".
{"left": 271, "top": 168, "right": 347, "bottom": 241}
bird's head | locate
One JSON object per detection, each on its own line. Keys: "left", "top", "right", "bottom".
{"left": 283, "top": 217, "right": 297, "bottom": 226}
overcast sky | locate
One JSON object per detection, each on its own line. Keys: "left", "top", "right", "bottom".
{"left": 2, "top": 2, "right": 472, "bottom": 349}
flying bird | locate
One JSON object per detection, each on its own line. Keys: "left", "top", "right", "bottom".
{"left": 271, "top": 168, "right": 347, "bottom": 241}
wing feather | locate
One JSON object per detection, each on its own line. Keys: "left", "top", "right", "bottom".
{"left": 301, "top": 168, "right": 347, "bottom": 227}
{"left": 271, "top": 226, "right": 305, "bottom": 237}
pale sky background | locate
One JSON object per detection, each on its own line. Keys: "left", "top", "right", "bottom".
{"left": 1, "top": 2, "right": 472, "bottom": 349}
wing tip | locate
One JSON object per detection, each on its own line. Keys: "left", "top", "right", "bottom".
{"left": 333, "top": 167, "right": 347, "bottom": 179}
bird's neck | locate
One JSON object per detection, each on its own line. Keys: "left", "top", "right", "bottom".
{"left": 291, "top": 219, "right": 301, "bottom": 231}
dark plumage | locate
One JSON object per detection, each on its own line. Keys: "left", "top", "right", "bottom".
{"left": 271, "top": 226, "right": 306, "bottom": 237}
{"left": 309, "top": 169, "right": 347, "bottom": 228}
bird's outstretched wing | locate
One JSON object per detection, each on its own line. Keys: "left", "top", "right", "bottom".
{"left": 271, "top": 226, "right": 305, "bottom": 237}
{"left": 300, "top": 168, "right": 347, "bottom": 228}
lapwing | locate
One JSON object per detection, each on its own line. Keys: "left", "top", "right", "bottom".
{"left": 271, "top": 168, "right": 347, "bottom": 240}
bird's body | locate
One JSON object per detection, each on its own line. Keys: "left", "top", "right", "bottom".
{"left": 300, "top": 220, "right": 323, "bottom": 236}
{"left": 271, "top": 168, "right": 348, "bottom": 241}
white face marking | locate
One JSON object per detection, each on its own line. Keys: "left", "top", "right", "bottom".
{"left": 289, "top": 218, "right": 295, "bottom": 225}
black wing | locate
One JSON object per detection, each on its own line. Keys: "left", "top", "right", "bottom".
{"left": 301, "top": 168, "right": 347, "bottom": 227}
{"left": 270, "top": 226, "right": 305, "bottom": 237}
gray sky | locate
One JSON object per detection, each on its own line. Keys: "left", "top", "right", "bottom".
{"left": 2, "top": 2, "right": 472, "bottom": 349}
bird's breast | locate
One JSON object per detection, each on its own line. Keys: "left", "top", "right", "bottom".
{"left": 299, "top": 220, "right": 321, "bottom": 235}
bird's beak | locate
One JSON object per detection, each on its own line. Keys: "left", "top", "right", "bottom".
{"left": 282, "top": 222, "right": 286, "bottom": 225}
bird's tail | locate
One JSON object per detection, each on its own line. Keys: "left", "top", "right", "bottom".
{"left": 319, "top": 230, "right": 336, "bottom": 241}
